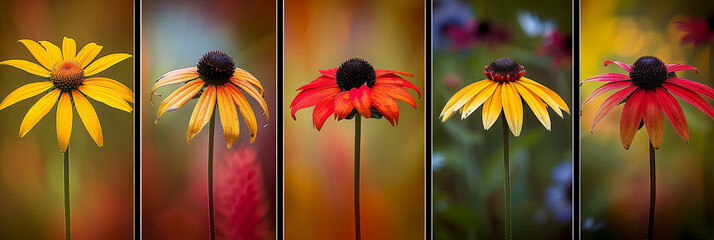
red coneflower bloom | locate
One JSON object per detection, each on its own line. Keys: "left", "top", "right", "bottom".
{"left": 582, "top": 56, "right": 714, "bottom": 149}
{"left": 290, "top": 58, "right": 420, "bottom": 130}
{"left": 674, "top": 16, "right": 714, "bottom": 47}
{"left": 539, "top": 30, "right": 572, "bottom": 69}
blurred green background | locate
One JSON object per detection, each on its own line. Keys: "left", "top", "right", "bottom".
{"left": 284, "top": 0, "right": 425, "bottom": 239}
{"left": 141, "top": 0, "right": 276, "bottom": 239}
{"left": 581, "top": 0, "right": 714, "bottom": 239}
{"left": 433, "top": 0, "right": 572, "bottom": 239}
{"left": 0, "top": 0, "right": 134, "bottom": 239}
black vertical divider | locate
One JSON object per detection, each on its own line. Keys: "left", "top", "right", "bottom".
{"left": 572, "top": 0, "right": 582, "bottom": 239}
{"left": 426, "top": 0, "right": 433, "bottom": 239}
{"left": 277, "top": 0, "right": 285, "bottom": 239}
{"left": 134, "top": 0, "right": 141, "bottom": 239}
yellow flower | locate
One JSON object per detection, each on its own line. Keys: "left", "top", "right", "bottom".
{"left": 440, "top": 57, "right": 569, "bottom": 136}
{"left": 0, "top": 37, "right": 133, "bottom": 152}
{"left": 152, "top": 50, "right": 268, "bottom": 148}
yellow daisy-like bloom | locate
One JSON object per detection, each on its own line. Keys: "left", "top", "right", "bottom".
{"left": 0, "top": 37, "right": 133, "bottom": 152}
{"left": 151, "top": 50, "right": 268, "bottom": 148}
{"left": 440, "top": 57, "right": 570, "bottom": 136}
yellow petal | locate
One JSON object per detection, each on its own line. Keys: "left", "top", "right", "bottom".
{"left": 440, "top": 79, "right": 491, "bottom": 121}
{"left": 186, "top": 85, "right": 216, "bottom": 144}
{"left": 226, "top": 83, "right": 258, "bottom": 143}
{"left": 519, "top": 77, "right": 570, "bottom": 114}
{"left": 84, "top": 53, "right": 131, "bottom": 76}
{"left": 75, "top": 43, "right": 103, "bottom": 68}
{"left": 56, "top": 92, "right": 72, "bottom": 152}
{"left": 216, "top": 86, "right": 240, "bottom": 148}
{"left": 0, "top": 59, "right": 51, "bottom": 77}
{"left": 72, "top": 90, "right": 103, "bottom": 146}
{"left": 156, "top": 79, "right": 205, "bottom": 122}
{"left": 482, "top": 83, "right": 503, "bottom": 130}
{"left": 19, "top": 89, "right": 61, "bottom": 138}
{"left": 83, "top": 77, "right": 134, "bottom": 103}
{"left": 0, "top": 81, "right": 53, "bottom": 110}
{"left": 151, "top": 67, "right": 199, "bottom": 96}
{"left": 514, "top": 82, "right": 551, "bottom": 131}
{"left": 233, "top": 67, "right": 264, "bottom": 94}
{"left": 78, "top": 84, "right": 133, "bottom": 112}
{"left": 62, "top": 37, "right": 76, "bottom": 61}
{"left": 233, "top": 80, "right": 269, "bottom": 121}
{"left": 17, "top": 39, "right": 55, "bottom": 70}
{"left": 461, "top": 81, "right": 498, "bottom": 119}
{"left": 39, "top": 41, "right": 62, "bottom": 63}
{"left": 501, "top": 83, "right": 523, "bottom": 137}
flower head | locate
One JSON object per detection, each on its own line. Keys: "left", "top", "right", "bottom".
{"left": 290, "top": 58, "right": 421, "bottom": 130}
{"left": 539, "top": 30, "right": 572, "bottom": 69}
{"left": 440, "top": 57, "right": 570, "bottom": 137}
{"left": 582, "top": 56, "right": 714, "bottom": 149}
{"left": 0, "top": 37, "right": 133, "bottom": 152}
{"left": 151, "top": 50, "right": 268, "bottom": 148}
{"left": 675, "top": 16, "right": 714, "bottom": 47}
{"left": 433, "top": 0, "right": 476, "bottom": 50}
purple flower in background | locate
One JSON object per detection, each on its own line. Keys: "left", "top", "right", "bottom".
{"left": 434, "top": 0, "right": 476, "bottom": 50}
{"left": 545, "top": 160, "right": 572, "bottom": 223}
{"left": 675, "top": 16, "right": 714, "bottom": 47}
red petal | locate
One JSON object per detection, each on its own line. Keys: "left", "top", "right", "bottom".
{"left": 591, "top": 85, "right": 638, "bottom": 133}
{"left": 319, "top": 68, "right": 338, "bottom": 78}
{"left": 313, "top": 97, "right": 335, "bottom": 131}
{"left": 350, "top": 85, "right": 371, "bottom": 118}
{"left": 619, "top": 89, "right": 646, "bottom": 150}
{"left": 581, "top": 73, "right": 630, "bottom": 84}
{"left": 374, "top": 75, "right": 421, "bottom": 98}
{"left": 582, "top": 81, "right": 634, "bottom": 108}
{"left": 642, "top": 89, "right": 664, "bottom": 149}
{"left": 333, "top": 91, "right": 353, "bottom": 120}
{"left": 666, "top": 77, "right": 714, "bottom": 99}
{"left": 375, "top": 69, "right": 414, "bottom": 77}
{"left": 663, "top": 82, "right": 714, "bottom": 119}
{"left": 371, "top": 84, "right": 417, "bottom": 108}
{"left": 290, "top": 86, "right": 340, "bottom": 119}
{"left": 297, "top": 76, "right": 337, "bottom": 90}
{"left": 666, "top": 64, "right": 699, "bottom": 73}
{"left": 655, "top": 87, "right": 689, "bottom": 143}
{"left": 371, "top": 90, "right": 399, "bottom": 126}
{"left": 604, "top": 60, "right": 632, "bottom": 72}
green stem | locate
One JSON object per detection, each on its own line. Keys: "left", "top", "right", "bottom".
{"left": 648, "top": 140, "right": 655, "bottom": 240}
{"left": 64, "top": 147, "right": 71, "bottom": 240}
{"left": 208, "top": 113, "right": 216, "bottom": 240}
{"left": 354, "top": 116, "right": 361, "bottom": 240}
{"left": 502, "top": 116, "right": 511, "bottom": 240}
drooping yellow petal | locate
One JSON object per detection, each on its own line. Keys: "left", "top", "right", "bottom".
{"left": 156, "top": 79, "right": 205, "bottom": 122}
{"left": 461, "top": 81, "right": 498, "bottom": 119}
{"left": 501, "top": 83, "right": 523, "bottom": 137}
{"left": 514, "top": 82, "right": 551, "bottom": 130}
{"left": 151, "top": 67, "right": 199, "bottom": 97}
{"left": 84, "top": 53, "right": 131, "bottom": 76}
{"left": 83, "top": 77, "right": 134, "bottom": 103}
{"left": 226, "top": 83, "right": 258, "bottom": 143}
{"left": 56, "top": 92, "right": 72, "bottom": 152}
{"left": 233, "top": 80, "right": 269, "bottom": 121}
{"left": 186, "top": 85, "right": 216, "bottom": 144}
{"left": 17, "top": 39, "right": 55, "bottom": 70}
{"left": 38, "top": 41, "right": 62, "bottom": 63}
{"left": 75, "top": 43, "right": 103, "bottom": 68}
{"left": 72, "top": 90, "right": 103, "bottom": 146}
{"left": 0, "top": 81, "right": 53, "bottom": 110}
{"left": 233, "top": 67, "right": 265, "bottom": 94}
{"left": 440, "top": 79, "right": 491, "bottom": 120}
{"left": 19, "top": 89, "right": 61, "bottom": 137}
{"left": 78, "top": 84, "right": 133, "bottom": 112}
{"left": 482, "top": 83, "right": 503, "bottom": 130}
{"left": 0, "top": 59, "right": 51, "bottom": 77}
{"left": 62, "top": 37, "right": 76, "bottom": 61}
{"left": 216, "top": 86, "right": 240, "bottom": 148}
{"left": 519, "top": 77, "right": 569, "bottom": 115}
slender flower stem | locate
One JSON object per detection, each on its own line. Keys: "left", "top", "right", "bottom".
{"left": 208, "top": 113, "right": 216, "bottom": 240}
{"left": 64, "top": 147, "right": 71, "bottom": 240}
{"left": 648, "top": 140, "right": 656, "bottom": 240}
{"left": 502, "top": 116, "right": 511, "bottom": 240}
{"left": 354, "top": 116, "right": 362, "bottom": 240}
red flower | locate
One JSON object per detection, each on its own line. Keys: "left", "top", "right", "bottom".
{"left": 290, "top": 58, "right": 421, "bottom": 130}
{"left": 675, "top": 16, "right": 714, "bottom": 47}
{"left": 582, "top": 56, "right": 714, "bottom": 149}
{"left": 539, "top": 30, "right": 572, "bottom": 69}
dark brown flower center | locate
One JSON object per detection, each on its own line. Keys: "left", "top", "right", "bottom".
{"left": 197, "top": 50, "right": 235, "bottom": 85}
{"left": 335, "top": 58, "right": 376, "bottom": 91}
{"left": 51, "top": 60, "right": 84, "bottom": 91}
{"left": 484, "top": 57, "right": 525, "bottom": 82}
{"left": 629, "top": 56, "right": 667, "bottom": 89}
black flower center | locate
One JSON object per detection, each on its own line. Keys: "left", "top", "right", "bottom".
{"left": 197, "top": 50, "right": 235, "bottom": 85}
{"left": 51, "top": 60, "right": 84, "bottom": 91}
{"left": 484, "top": 57, "right": 525, "bottom": 82}
{"left": 629, "top": 56, "right": 668, "bottom": 89}
{"left": 335, "top": 58, "right": 376, "bottom": 91}
{"left": 476, "top": 21, "right": 491, "bottom": 35}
